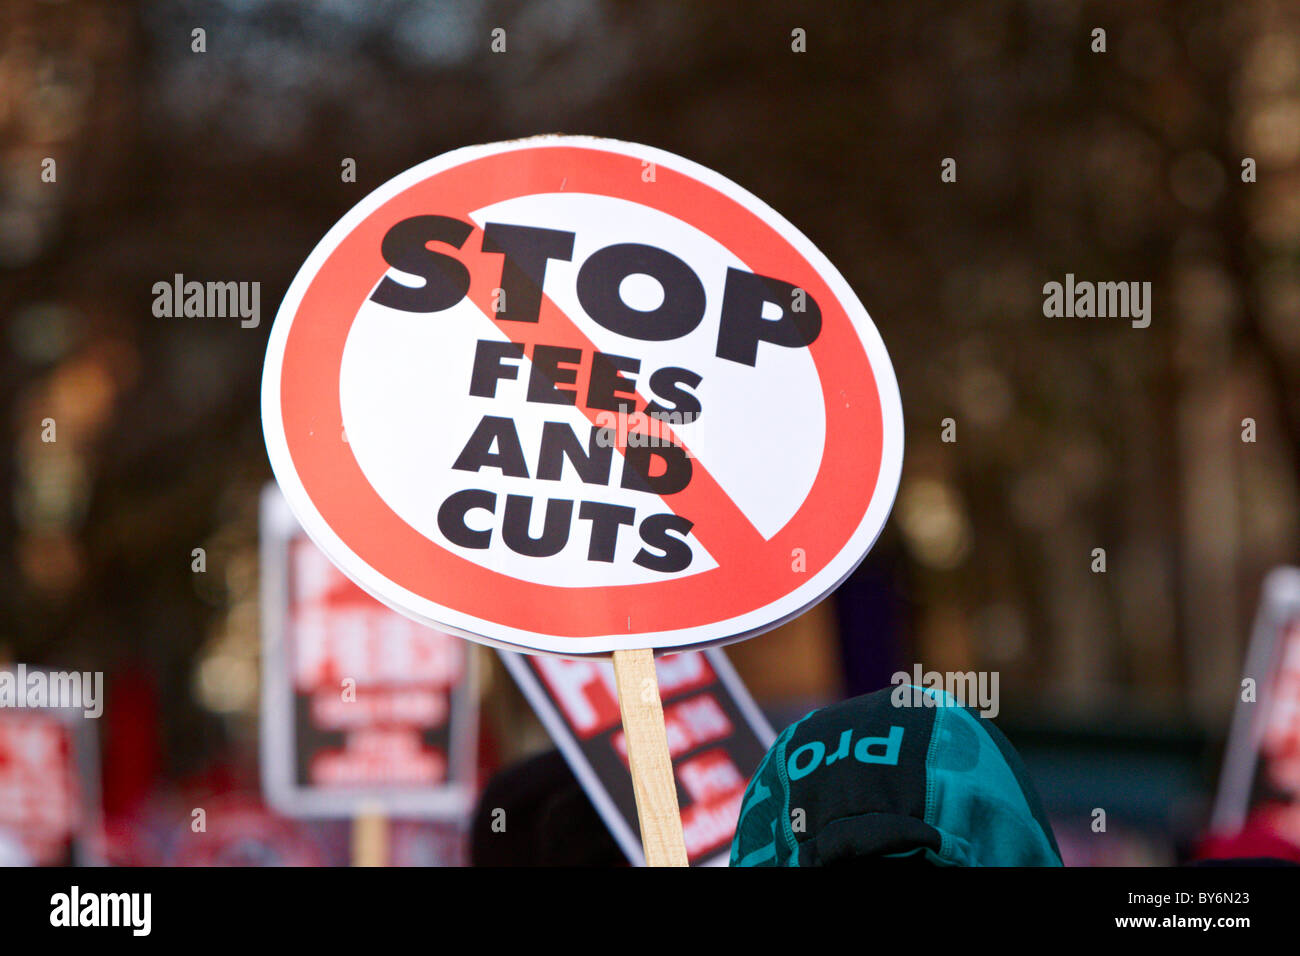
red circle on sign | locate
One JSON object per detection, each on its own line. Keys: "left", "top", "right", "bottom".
{"left": 263, "top": 137, "right": 902, "bottom": 654}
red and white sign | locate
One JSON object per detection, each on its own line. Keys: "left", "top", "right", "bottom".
{"left": 260, "top": 485, "right": 478, "bottom": 819}
{"left": 0, "top": 690, "right": 101, "bottom": 866}
{"left": 500, "top": 647, "right": 774, "bottom": 866}
{"left": 262, "top": 135, "right": 903, "bottom": 655}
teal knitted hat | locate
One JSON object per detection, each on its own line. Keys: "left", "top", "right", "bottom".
{"left": 730, "top": 685, "right": 1062, "bottom": 867}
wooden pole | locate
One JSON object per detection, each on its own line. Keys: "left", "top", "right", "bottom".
{"left": 352, "top": 802, "right": 388, "bottom": 867}
{"left": 612, "top": 648, "right": 689, "bottom": 867}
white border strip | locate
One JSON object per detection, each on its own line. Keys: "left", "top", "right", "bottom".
{"left": 1210, "top": 566, "right": 1300, "bottom": 832}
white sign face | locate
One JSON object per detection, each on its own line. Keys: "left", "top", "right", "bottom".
{"left": 262, "top": 135, "right": 903, "bottom": 655}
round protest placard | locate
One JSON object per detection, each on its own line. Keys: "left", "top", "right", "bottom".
{"left": 262, "top": 136, "right": 902, "bottom": 656}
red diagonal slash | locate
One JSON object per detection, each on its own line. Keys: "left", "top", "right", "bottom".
{"left": 456, "top": 231, "right": 770, "bottom": 562}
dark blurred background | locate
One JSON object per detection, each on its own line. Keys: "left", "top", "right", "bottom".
{"left": 4, "top": 0, "right": 1300, "bottom": 864}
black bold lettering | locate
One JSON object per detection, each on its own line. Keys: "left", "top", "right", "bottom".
{"left": 452, "top": 416, "right": 529, "bottom": 477}
{"left": 536, "top": 422, "right": 614, "bottom": 485}
{"left": 576, "top": 243, "right": 706, "bottom": 341}
{"left": 527, "top": 345, "right": 582, "bottom": 405}
{"left": 469, "top": 340, "right": 524, "bottom": 398}
{"left": 370, "top": 215, "right": 473, "bottom": 313}
{"left": 501, "top": 495, "right": 572, "bottom": 557}
{"left": 620, "top": 443, "right": 692, "bottom": 496}
{"left": 634, "top": 513, "right": 694, "bottom": 572}
{"left": 437, "top": 489, "right": 496, "bottom": 549}
{"left": 578, "top": 501, "right": 636, "bottom": 562}
{"left": 645, "top": 366, "right": 702, "bottom": 420}
{"left": 587, "top": 352, "right": 640, "bottom": 412}
{"left": 716, "top": 268, "right": 821, "bottom": 366}
{"left": 481, "top": 223, "right": 575, "bottom": 323}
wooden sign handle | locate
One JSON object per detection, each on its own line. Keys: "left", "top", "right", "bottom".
{"left": 352, "top": 802, "right": 388, "bottom": 867}
{"left": 612, "top": 648, "right": 689, "bottom": 867}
